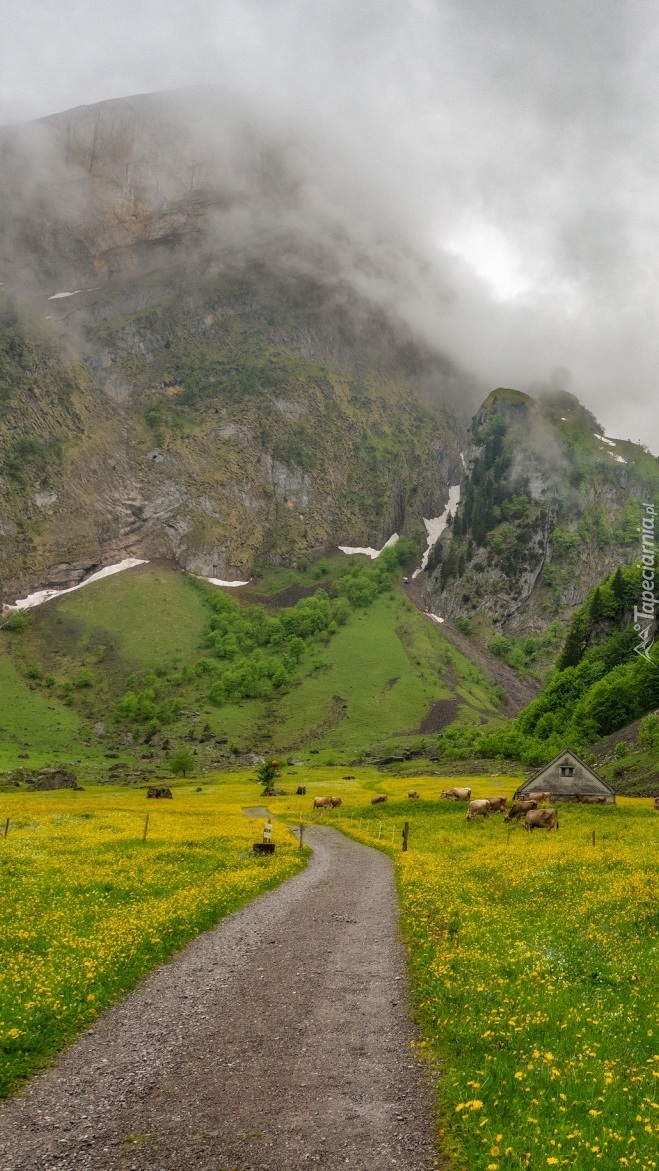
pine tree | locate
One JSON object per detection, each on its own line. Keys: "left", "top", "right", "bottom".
{"left": 589, "top": 585, "right": 605, "bottom": 623}
{"left": 611, "top": 567, "right": 626, "bottom": 612}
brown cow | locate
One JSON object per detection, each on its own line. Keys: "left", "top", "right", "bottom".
{"left": 504, "top": 799, "right": 537, "bottom": 823}
{"left": 408, "top": 790, "right": 420, "bottom": 799}
{"left": 577, "top": 795, "right": 607, "bottom": 805}
{"left": 486, "top": 796, "right": 507, "bottom": 813}
{"left": 654, "top": 797, "right": 659, "bottom": 812}
{"left": 466, "top": 799, "right": 491, "bottom": 822}
{"left": 525, "top": 808, "right": 559, "bottom": 831}
{"left": 441, "top": 787, "right": 472, "bottom": 801}
{"left": 313, "top": 796, "right": 333, "bottom": 809}
{"left": 526, "top": 790, "right": 552, "bottom": 803}
{"left": 371, "top": 794, "right": 387, "bottom": 804}
{"left": 327, "top": 796, "right": 342, "bottom": 808}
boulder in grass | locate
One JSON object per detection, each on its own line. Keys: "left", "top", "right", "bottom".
{"left": 147, "top": 785, "right": 173, "bottom": 799}
{"left": 28, "top": 768, "right": 80, "bottom": 791}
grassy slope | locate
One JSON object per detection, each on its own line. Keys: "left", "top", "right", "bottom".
{"left": 0, "top": 649, "right": 88, "bottom": 770}
{"left": 0, "top": 565, "right": 210, "bottom": 772}
{"left": 48, "top": 564, "right": 208, "bottom": 670}
{"left": 274, "top": 592, "right": 497, "bottom": 755}
{"left": 0, "top": 562, "right": 501, "bottom": 773}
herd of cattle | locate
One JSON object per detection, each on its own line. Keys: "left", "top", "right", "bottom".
{"left": 438, "top": 787, "right": 560, "bottom": 830}
{"left": 311, "top": 787, "right": 659, "bottom": 826}
{"left": 310, "top": 786, "right": 657, "bottom": 830}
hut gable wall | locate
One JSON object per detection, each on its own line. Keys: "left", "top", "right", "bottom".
{"left": 516, "top": 749, "right": 615, "bottom": 803}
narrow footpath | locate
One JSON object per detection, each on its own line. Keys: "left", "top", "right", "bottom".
{"left": 402, "top": 577, "right": 538, "bottom": 716}
{"left": 0, "top": 828, "right": 439, "bottom": 1171}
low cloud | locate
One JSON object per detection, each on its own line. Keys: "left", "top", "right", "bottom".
{"left": 1, "top": 0, "right": 658, "bottom": 444}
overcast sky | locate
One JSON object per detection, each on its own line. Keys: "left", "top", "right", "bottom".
{"left": 2, "top": 0, "right": 659, "bottom": 445}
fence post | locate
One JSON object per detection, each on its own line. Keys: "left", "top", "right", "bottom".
{"left": 299, "top": 823, "right": 304, "bottom": 849}
{"left": 3, "top": 817, "right": 9, "bottom": 840}
{"left": 378, "top": 821, "right": 382, "bottom": 839}
{"left": 142, "top": 813, "right": 149, "bottom": 842}
{"left": 592, "top": 829, "right": 596, "bottom": 847}
{"left": 402, "top": 821, "right": 409, "bottom": 852}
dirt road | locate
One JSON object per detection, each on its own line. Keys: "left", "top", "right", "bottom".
{"left": 0, "top": 828, "right": 439, "bottom": 1171}
{"left": 403, "top": 577, "right": 538, "bottom": 716}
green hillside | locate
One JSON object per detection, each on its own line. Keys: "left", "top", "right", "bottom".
{"left": 441, "top": 560, "right": 659, "bottom": 791}
{"left": 0, "top": 555, "right": 502, "bottom": 777}
{"left": 0, "top": 649, "right": 89, "bottom": 771}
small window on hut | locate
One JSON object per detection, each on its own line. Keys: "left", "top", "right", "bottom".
{"left": 559, "top": 764, "right": 575, "bottom": 777}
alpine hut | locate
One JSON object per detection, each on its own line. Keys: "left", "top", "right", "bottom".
{"left": 514, "top": 749, "right": 615, "bottom": 804}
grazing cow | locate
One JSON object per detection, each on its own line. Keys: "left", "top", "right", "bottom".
{"left": 654, "top": 797, "right": 659, "bottom": 812}
{"left": 313, "top": 796, "right": 333, "bottom": 809}
{"left": 441, "top": 787, "right": 472, "bottom": 801}
{"left": 408, "top": 790, "right": 420, "bottom": 799}
{"left": 577, "top": 795, "right": 607, "bottom": 805}
{"left": 504, "top": 799, "right": 538, "bottom": 823}
{"left": 466, "top": 799, "right": 491, "bottom": 822}
{"left": 371, "top": 794, "right": 387, "bottom": 804}
{"left": 526, "top": 790, "right": 552, "bottom": 803}
{"left": 486, "top": 796, "right": 507, "bottom": 813}
{"left": 327, "top": 796, "right": 342, "bottom": 808}
{"left": 525, "top": 808, "right": 559, "bottom": 831}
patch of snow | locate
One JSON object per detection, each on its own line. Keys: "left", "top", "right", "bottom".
{"left": 205, "top": 577, "right": 251, "bottom": 588}
{"left": 339, "top": 532, "right": 399, "bottom": 560}
{"left": 7, "top": 559, "right": 148, "bottom": 612}
{"left": 560, "top": 416, "right": 566, "bottom": 421}
{"left": 426, "top": 612, "right": 445, "bottom": 624}
{"left": 610, "top": 453, "right": 627, "bottom": 464}
{"left": 411, "top": 483, "right": 462, "bottom": 579}
{"left": 594, "top": 433, "right": 617, "bottom": 447}
{"left": 460, "top": 451, "right": 466, "bottom": 468}
{"left": 48, "top": 290, "right": 82, "bottom": 300}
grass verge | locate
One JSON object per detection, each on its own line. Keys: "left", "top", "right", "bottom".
{"left": 0, "top": 779, "right": 304, "bottom": 1097}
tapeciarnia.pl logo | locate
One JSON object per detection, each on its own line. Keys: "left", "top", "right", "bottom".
{"left": 634, "top": 502, "right": 658, "bottom": 663}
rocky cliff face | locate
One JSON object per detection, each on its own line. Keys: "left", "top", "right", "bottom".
{"left": 0, "top": 90, "right": 472, "bottom": 605}
{"left": 427, "top": 388, "right": 659, "bottom": 633}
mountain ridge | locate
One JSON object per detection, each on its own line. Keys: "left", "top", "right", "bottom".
{"left": 0, "top": 89, "right": 475, "bottom": 605}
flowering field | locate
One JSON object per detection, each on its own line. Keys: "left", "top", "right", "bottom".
{"left": 328, "top": 781, "right": 659, "bottom": 1170}
{"left": 0, "top": 781, "right": 303, "bottom": 1096}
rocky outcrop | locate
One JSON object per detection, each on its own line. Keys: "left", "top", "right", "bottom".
{"left": 427, "top": 388, "right": 659, "bottom": 633}
{"left": 4, "top": 767, "right": 80, "bottom": 790}
{"left": 0, "top": 91, "right": 471, "bottom": 604}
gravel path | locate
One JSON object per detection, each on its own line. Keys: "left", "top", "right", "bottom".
{"left": 402, "top": 577, "right": 538, "bottom": 716}
{"left": 0, "top": 827, "right": 439, "bottom": 1171}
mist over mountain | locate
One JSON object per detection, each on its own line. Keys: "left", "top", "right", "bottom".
{"left": 2, "top": 1, "right": 659, "bottom": 444}
{"left": 0, "top": 88, "right": 475, "bottom": 605}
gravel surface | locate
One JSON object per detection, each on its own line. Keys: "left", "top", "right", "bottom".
{"left": 0, "top": 826, "right": 440, "bottom": 1170}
